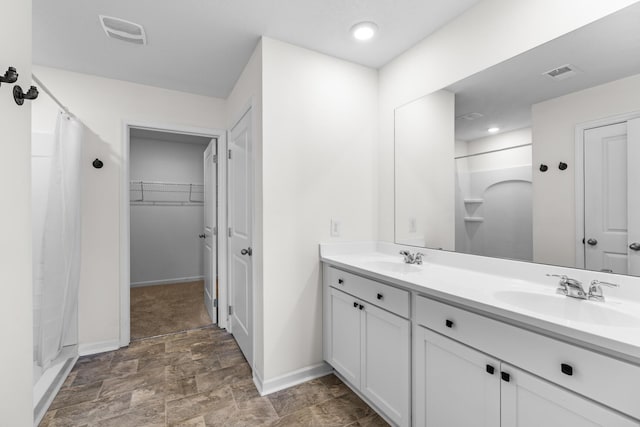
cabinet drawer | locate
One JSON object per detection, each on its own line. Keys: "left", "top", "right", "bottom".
{"left": 416, "top": 295, "right": 640, "bottom": 420}
{"left": 327, "top": 266, "right": 410, "bottom": 318}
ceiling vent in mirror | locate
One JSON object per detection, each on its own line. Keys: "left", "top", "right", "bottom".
{"left": 543, "top": 64, "right": 580, "bottom": 81}
{"left": 457, "top": 112, "right": 484, "bottom": 121}
{"left": 99, "top": 15, "right": 146, "bottom": 45}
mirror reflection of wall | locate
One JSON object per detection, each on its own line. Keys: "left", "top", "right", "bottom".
{"left": 395, "top": 90, "right": 454, "bottom": 249}
{"left": 394, "top": 2, "right": 640, "bottom": 276}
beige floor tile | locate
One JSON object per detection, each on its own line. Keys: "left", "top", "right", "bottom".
{"left": 94, "top": 399, "right": 165, "bottom": 427}
{"left": 195, "top": 363, "right": 251, "bottom": 393}
{"left": 166, "top": 387, "right": 235, "bottom": 425}
{"left": 48, "top": 380, "right": 103, "bottom": 411}
{"left": 267, "top": 377, "right": 335, "bottom": 417}
{"left": 48, "top": 392, "right": 132, "bottom": 426}
{"left": 40, "top": 324, "right": 382, "bottom": 427}
{"left": 99, "top": 366, "right": 165, "bottom": 398}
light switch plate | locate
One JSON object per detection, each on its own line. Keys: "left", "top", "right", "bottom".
{"left": 331, "top": 219, "right": 341, "bottom": 237}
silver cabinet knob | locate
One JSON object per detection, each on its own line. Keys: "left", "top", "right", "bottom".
{"left": 587, "top": 238, "right": 598, "bottom": 246}
{"left": 629, "top": 242, "right": 640, "bottom": 251}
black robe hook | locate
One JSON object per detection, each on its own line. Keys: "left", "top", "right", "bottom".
{"left": 0, "top": 66, "right": 18, "bottom": 87}
{"left": 13, "top": 85, "right": 38, "bottom": 105}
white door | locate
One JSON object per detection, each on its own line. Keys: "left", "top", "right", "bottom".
{"left": 228, "top": 109, "right": 253, "bottom": 364}
{"left": 360, "top": 302, "right": 410, "bottom": 427}
{"left": 501, "top": 364, "right": 637, "bottom": 427}
{"left": 329, "top": 287, "right": 361, "bottom": 386}
{"left": 584, "top": 122, "right": 629, "bottom": 274}
{"left": 627, "top": 118, "right": 640, "bottom": 275}
{"left": 415, "top": 327, "right": 500, "bottom": 427}
{"left": 203, "top": 139, "right": 217, "bottom": 324}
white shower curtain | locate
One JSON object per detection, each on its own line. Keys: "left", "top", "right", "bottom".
{"left": 33, "top": 113, "right": 83, "bottom": 368}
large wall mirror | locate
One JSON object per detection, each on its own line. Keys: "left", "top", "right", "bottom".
{"left": 395, "top": 3, "right": 640, "bottom": 276}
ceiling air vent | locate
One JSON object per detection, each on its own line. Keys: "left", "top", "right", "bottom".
{"left": 457, "top": 112, "right": 484, "bottom": 121}
{"left": 543, "top": 64, "right": 580, "bottom": 81}
{"left": 99, "top": 15, "right": 146, "bottom": 45}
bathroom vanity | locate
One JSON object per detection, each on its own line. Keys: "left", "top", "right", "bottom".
{"left": 321, "top": 242, "right": 640, "bottom": 427}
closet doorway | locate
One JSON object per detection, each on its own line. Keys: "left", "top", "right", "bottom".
{"left": 121, "top": 123, "right": 226, "bottom": 344}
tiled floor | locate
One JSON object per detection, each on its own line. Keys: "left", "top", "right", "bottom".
{"left": 130, "top": 281, "right": 212, "bottom": 339}
{"left": 40, "top": 326, "right": 388, "bottom": 426}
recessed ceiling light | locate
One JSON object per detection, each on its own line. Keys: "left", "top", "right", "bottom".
{"left": 351, "top": 22, "right": 378, "bottom": 41}
{"left": 488, "top": 127, "right": 500, "bottom": 133}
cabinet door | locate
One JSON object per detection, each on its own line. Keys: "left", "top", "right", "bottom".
{"left": 414, "top": 327, "right": 500, "bottom": 427}
{"left": 329, "top": 287, "right": 361, "bottom": 386}
{"left": 501, "top": 364, "right": 638, "bottom": 427}
{"left": 361, "top": 302, "right": 410, "bottom": 427}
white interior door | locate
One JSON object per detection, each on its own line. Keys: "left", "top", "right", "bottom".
{"left": 203, "top": 139, "right": 217, "bottom": 324}
{"left": 228, "top": 109, "right": 253, "bottom": 364}
{"left": 584, "top": 122, "right": 628, "bottom": 274}
{"left": 626, "top": 118, "right": 640, "bottom": 276}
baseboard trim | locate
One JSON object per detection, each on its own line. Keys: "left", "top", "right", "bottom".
{"left": 254, "top": 362, "right": 333, "bottom": 396}
{"left": 130, "top": 276, "right": 205, "bottom": 288}
{"left": 78, "top": 340, "right": 121, "bottom": 356}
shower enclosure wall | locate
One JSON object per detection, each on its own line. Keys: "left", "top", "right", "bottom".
{"left": 455, "top": 142, "right": 533, "bottom": 262}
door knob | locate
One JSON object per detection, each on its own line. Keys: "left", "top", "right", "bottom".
{"left": 199, "top": 234, "right": 206, "bottom": 239}
{"left": 240, "top": 247, "right": 253, "bottom": 256}
{"left": 630, "top": 243, "right": 640, "bottom": 251}
{"left": 587, "top": 238, "right": 598, "bottom": 246}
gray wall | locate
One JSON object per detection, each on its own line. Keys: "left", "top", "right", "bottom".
{"left": 130, "top": 136, "right": 209, "bottom": 286}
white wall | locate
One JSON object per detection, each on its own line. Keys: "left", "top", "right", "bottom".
{"left": 225, "top": 41, "right": 264, "bottom": 378}
{"left": 261, "top": 38, "right": 378, "bottom": 382}
{"left": 31, "top": 65, "right": 226, "bottom": 349}
{"left": 532, "top": 72, "right": 640, "bottom": 267}
{"left": 378, "top": 0, "right": 639, "bottom": 243}
{"left": 129, "top": 137, "right": 207, "bottom": 286}
{"left": 395, "top": 90, "right": 455, "bottom": 248}
{"left": 0, "top": 0, "right": 33, "bottom": 423}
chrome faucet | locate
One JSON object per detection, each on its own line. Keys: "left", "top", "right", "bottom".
{"left": 400, "top": 250, "right": 424, "bottom": 265}
{"left": 547, "top": 274, "right": 588, "bottom": 299}
{"left": 547, "top": 274, "right": 620, "bottom": 302}
{"left": 587, "top": 280, "right": 619, "bottom": 302}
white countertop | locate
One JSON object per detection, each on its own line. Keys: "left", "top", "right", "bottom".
{"left": 320, "top": 242, "right": 640, "bottom": 364}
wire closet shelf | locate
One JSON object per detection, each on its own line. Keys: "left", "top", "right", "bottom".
{"left": 130, "top": 180, "right": 204, "bottom": 205}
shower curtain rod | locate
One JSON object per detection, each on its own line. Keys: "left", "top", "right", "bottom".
{"left": 32, "top": 73, "right": 76, "bottom": 119}
{"left": 454, "top": 143, "right": 531, "bottom": 160}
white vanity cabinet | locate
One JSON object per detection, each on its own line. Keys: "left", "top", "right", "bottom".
{"left": 415, "top": 296, "right": 640, "bottom": 427}
{"left": 324, "top": 265, "right": 411, "bottom": 427}
{"left": 414, "top": 327, "right": 500, "bottom": 426}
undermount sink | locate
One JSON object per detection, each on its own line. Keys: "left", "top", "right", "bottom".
{"left": 494, "top": 290, "right": 640, "bottom": 327}
{"left": 364, "top": 261, "right": 422, "bottom": 274}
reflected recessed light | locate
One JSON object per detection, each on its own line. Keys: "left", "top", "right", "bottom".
{"left": 488, "top": 127, "right": 500, "bottom": 133}
{"left": 351, "top": 22, "right": 378, "bottom": 41}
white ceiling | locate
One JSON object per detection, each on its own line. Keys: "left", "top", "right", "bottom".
{"left": 449, "top": 3, "right": 640, "bottom": 142}
{"left": 33, "top": 0, "right": 480, "bottom": 98}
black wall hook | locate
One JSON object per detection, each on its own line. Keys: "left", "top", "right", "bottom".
{"left": 539, "top": 164, "right": 548, "bottom": 172}
{"left": 13, "top": 85, "right": 38, "bottom": 105}
{"left": 0, "top": 66, "right": 18, "bottom": 87}
{"left": 559, "top": 162, "right": 568, "bottom": 171}
{"left": 92, "top": 158, "right": 104, "bottom": 169}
